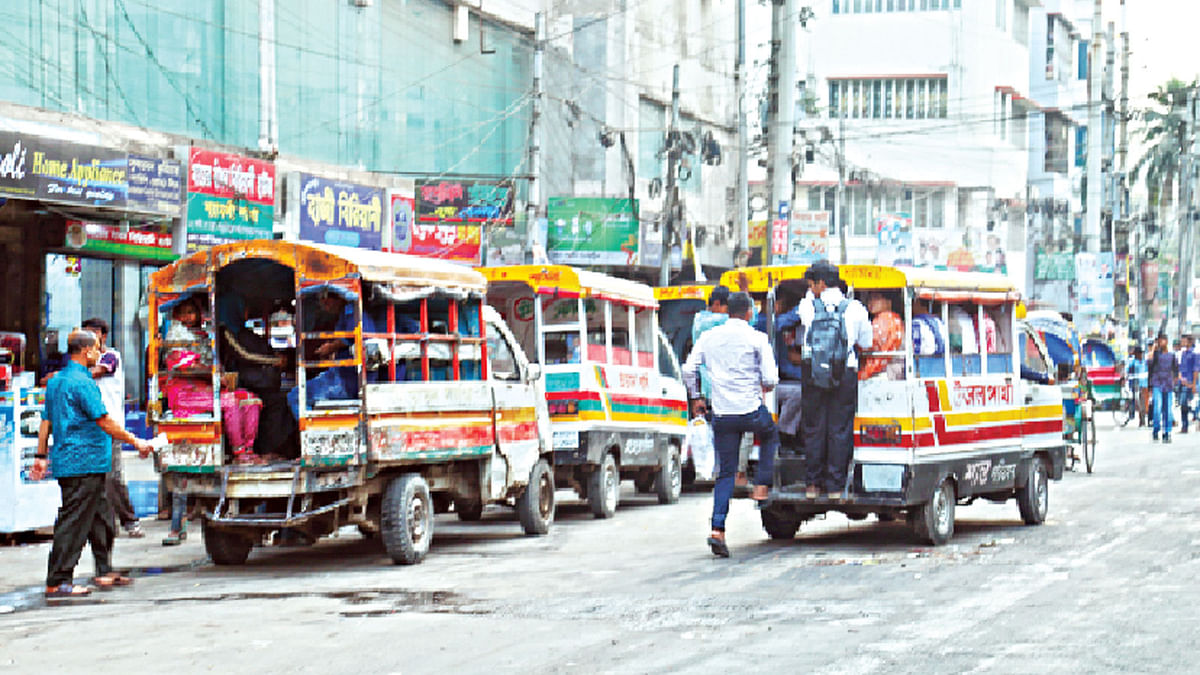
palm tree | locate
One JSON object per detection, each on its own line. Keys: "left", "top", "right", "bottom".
{"left": 1132, "top": 78, "right": 1196, "bottom": 231}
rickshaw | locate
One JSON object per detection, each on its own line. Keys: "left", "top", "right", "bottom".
{"left": 654, "top": 284, "right": 716, "bottom": 485}
{"left": 721, "top": 265, "right": 1066, "bottom": 546}
{"left": 1025, "top": 310, "right": 1094, "bottom": 473}
{"left": 149, "top": 241, "right": 555, "bottom": 566}
{"left": 480, "top": 265, "right": 689, "bottom": 518}
{"left": 1081, "top": 338, "right": 1121, "bottom": 410}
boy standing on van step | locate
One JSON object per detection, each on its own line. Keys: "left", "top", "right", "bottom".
{"left": 683, "top": 292, "right": 779, "bottom": 558}
{"left": 797, "top": 261, "right": 872, "bottom": 500}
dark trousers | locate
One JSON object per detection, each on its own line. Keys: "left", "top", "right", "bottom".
{"left": 710, "top": 405, "right": 778, "bottom": 531}
{"left": 47, "top": 473, "right": 114, "bottom": 587}
{"left": 1181, "top": 386, "right": 1194, "bottom": 433}
{"left": 800, "top": 369, "right": 858, "bottom": 493}
{"left": 105, "top": 446, "right": 138, "bottom": 528}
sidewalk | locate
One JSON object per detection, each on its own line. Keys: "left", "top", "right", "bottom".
{"left": 0, "top": 517, "right": 206, "bottom": 596}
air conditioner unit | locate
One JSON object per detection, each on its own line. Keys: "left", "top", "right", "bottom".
{"left": 351, "top": 0, "right": 371, "bottom": 7}
{"left": 453, "top": 5, "right": 469, "bottom": 43}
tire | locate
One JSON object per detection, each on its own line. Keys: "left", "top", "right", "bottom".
{"left": 455, "top": 499, "right": 484, "bottom": 522}
{"left": 1111, "top": 393, "right": 1134, "bottom": 427}
{"left": 1084, "top": 417, "right": 1097, "bottom": 474}
{"left": 877, "top": 513, "right": 897, "bottom": 523}
{"left": 760, "top": 506, "right": 802, "bottom": 540}
{"left": 202, "top": 521, "right": 253, "bottom": 566}
{"left": 846, "top": 513, "right": 868, "bottom": 521}
{"left": 588, "top": 452, "right": 620, "bottom": 519}
{"left": 911, "top": 478, "right": 955, "bottom": 546}
{"left": 381, "top": 473, "right": 433, "bottom": 565}
{"left": 1017, "top": 458, "right": 1049, "bottom": 525}
{"left": 654, "top": 445, "right": 682, "bottom": 505}
{"left": 634, "top": 475, "right": 655, "bottom": 494}
{"left": 517, "top": 459, "right": 555, "bottom": 535}
{"left": 682, "top": 459, "right": 696, "bottom": 488}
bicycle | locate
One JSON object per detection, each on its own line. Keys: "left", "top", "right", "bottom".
{"left": 1110, "top": 379, "right": 1137, "bottom": 428}
{"left": 1066, "top": 398, "right": 1096, "bottom": 474}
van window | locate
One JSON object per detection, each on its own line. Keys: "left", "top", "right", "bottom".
{"left": 1021, "top": 330, "right": 1049, "bottom": 380}
{"left": 658, "top": 335, "right": 680, "bottom": 380}
{"left": 983, "top": 305, "right": 1013, "bottom": 374}
{"left": 488, "top": 327, "right": 521, "bottom": 381}
{"left": 635, "top": 308, "right": 656, "bottom": 369}
{"left": 543, "top": 332, "right": 581, "bottom": 365}
{"left": 948, "top": 304, "right": 981, "bottom": 376}
{"left": 587, "top": 300, "right": 612, "bottom": 363}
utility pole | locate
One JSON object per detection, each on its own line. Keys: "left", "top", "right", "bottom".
{"left": 1120, "top": 0, "right": 1134, "bottom": 327}
{"left": 660, "top": 64, "right": 681, "bottom": 287}
{"left": 836, "top": 115, "right": 846, "bottom": 264}
{"left": 1085, "top": 0, "right": 1103, "bottom": 256}
{"left": 257, "top": 0, "right": 277, "bottom": 153}
{"left": 766, "top": 0, "right": 798, "bottom": 265}
{"left": 526, "top": 12, "right": 545, "bottom": 262}
{"left": 735, "top": 0, "right": 749, "bottom": 257}
{"left": 1176, "top": 91, "right": 1198, "bottom": 335}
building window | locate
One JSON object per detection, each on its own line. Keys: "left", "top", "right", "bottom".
{"left": 885, "top": 80, "right": 894, "bottom": 118}
{"left": 872, "top": 81, "right": 882, "bottom": 119}
{"left": 833, "top": 0, "right": 956, "bottom": 12}
{"left": 996, "top": 0, "right": 1006, "bottom": 31}
{"left": 828, "top": 77, "right": 948, "bottom": 120}
{"left": 1044, "top": 113, "right": 1068, "bottom": 174}
{"left": 853, "top": 188, "right": 869, "bottom": 235}
{"left": 829, "top": 81, "right": 840, "bottom": 119}
{"left": 1078, "top": 40, "right": 1089, "bottom": 80}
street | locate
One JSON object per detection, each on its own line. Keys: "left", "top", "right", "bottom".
{"left": 1, "top": 421, "right": 1196, "bottom": 674}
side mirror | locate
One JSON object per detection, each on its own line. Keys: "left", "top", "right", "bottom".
{"left": 525, "top": 363, "right": 543, "bottom": 382}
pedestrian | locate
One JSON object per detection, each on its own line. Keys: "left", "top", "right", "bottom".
{"left": 80, "top": 318, "right": 143, "bottom": 538}
{"left": 690, "top": 285, "right": 731, "bottom": 411}
{"left": 30, "top": 329, "right": 153, "bottom": 598}
{"left": 1147, "top": 334, "right": 1178, "bottom": 443}
{"left": 682, "top": 292, "right": 779, "bottom": 558}
{"left": 1126, "top": 346, "right": 1147, "bottom": 427}
{"left": 796, "top": 261, "right": 872, "bottom": 500}
{"left": 1180, "top": 335, "right": 1198, "bottom": 433}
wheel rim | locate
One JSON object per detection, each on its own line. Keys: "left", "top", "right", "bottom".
{"left": 538, "top": 472, "right": 554, "bottom": 519}
{"left": 934, "top": 484, "right": 952, "bottom": 535}
{"left": 605, "top": 462, "right": 618, "bottom": 512}
{"left": 408, "top": 492, "right": 427, "bottom": 543}
{"left": 1035, "top": 466, "right": 1048, "bottom": 517}
{"left": 670, "top": 453, "right": 682, "bottom": 496}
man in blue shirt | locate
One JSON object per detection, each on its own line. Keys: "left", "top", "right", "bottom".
{"left": 1179, "top": 335, "right": 1197, "bottom": 433}
{"left": 30, "top": 330, "right": 152, "bottom": 598}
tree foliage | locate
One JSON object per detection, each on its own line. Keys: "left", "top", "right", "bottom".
{"left": 1133, "top": 78, "right": 1197, "bottom": 208}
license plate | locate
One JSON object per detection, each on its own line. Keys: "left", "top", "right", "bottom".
{"left": 861, "top": 464, "right": 904, "bottom": 492}
{"left": 552, "top": 430, "right": 579, "bottom": 449}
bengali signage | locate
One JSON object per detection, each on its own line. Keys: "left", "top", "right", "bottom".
{"left": 391, "top": 193, "right": 481, "bottom": 264}
{"left": 789, "top": 211, "right": 833, "bottom": 264}
{"left": 416, "top": 180, "right": 513, "bottom": 223}
{"left": 64, "top": 220, "right": 176, "bottom": 261}
{"left": 546, "top": 197, "right": 639, "bottom": 266}
{"left": 1035, "top": 250, "right": 1075, "bottom": 281}
{"left": 186, "top": 147, "right": 275, "bottom": 249}
{"left": 874, "top": 212, "right": 912, "bottom": 266}
{"left": 1075, "top": 252, "right": 1115, "bottom": 314}
{"left": 297, "top": 174, "right": 384, "bottom": 250}
{"left": 126, "top": 154, "right": 183, "bottom": 216}
{"left": 0, "top": 131, "right": 125, "bottom": 208}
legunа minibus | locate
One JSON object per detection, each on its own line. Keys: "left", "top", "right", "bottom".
{"left": 722, "top": 265, "right": 1066, "bottom": 545}
{"left": 149, "top": 241, "right": 554, "bottom": 566}
{"left": 481, "top": 265, "right": 688, "bottom": 518}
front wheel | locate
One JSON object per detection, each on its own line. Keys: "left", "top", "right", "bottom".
{"left": 517, "top": 459, "right": 555, "bottom": 535}
{"left": 588, "top": 452, "right": 620, "bottom": 519}
{"left": 1017, "top": 458, "right": 1049, "bottom": 525}
{"left": 381, "top": 473, "right": 433, "bottom": 565}
{"left": 1083, "top": 417, "right": 1097, "bottom": 474}
{"left": 910, "top": 478, "right": 955, "bottom": 546}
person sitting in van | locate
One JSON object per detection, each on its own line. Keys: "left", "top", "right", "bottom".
{"left": 860, "top": 292, "right": 904, "bottom": 380}
{"left": 219, "top": 296, "right": 295, "bottom": 460}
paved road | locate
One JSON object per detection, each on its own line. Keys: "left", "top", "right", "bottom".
{"left": 2, "top": 421, "right": 1196, "bottom": 673}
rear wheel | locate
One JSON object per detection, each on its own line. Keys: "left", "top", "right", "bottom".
{"left": 517, "top": 459, "right": 555, "bottom": 535}
{"left": 911, "top": 478, "right": 955, "bottom": 546}
{"left": 588, "top": 452, "right": 620, "bottom": 519}
{"left": 203, "top": 521, "right": 253, "bottom": 566}
{"left": 654, "top": 445, "right": 682, "bottom": 505}
{"left": 455, "top": 499, "right": 484, "bottom": 522}
{"left": 381, "top": 473, "right": 433, "bottom": 565}
{"left": 1083, "top": 417, "right": 1097, "bottom": 474}
{"left": 760, "top": 507, "right": 802, "bottom": 540}
{"left": 1017, "top": 458, "right": 1049, "bottom": 525}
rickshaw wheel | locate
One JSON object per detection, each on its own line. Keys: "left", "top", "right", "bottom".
{"left": 911, "top": 479, "right": 955, "bottom": 546}
{"left": 1017, "top": 458, "right": 1049, "bottom": 525}
{"left": 518, "top": 459, "right": 555, "bottom": 536}
{"left": 382, "top": 473, "right": 433, "bottom": 565}
{"left": 1084, "top": 418, "right": 1097, "bottom": 474}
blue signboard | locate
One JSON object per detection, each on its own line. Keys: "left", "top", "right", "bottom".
{"left": 297, "top": 173, "right": 385, "bottom": 250}
{"left": 126, "top": 155, "right": 183, "bottom": 217}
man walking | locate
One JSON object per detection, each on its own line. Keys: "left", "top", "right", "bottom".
{"left": 797, "top": 261, "right": 872, "bottom": 500}
{"left": 81, "top": 318, "right": 142, "bottom": 538}
{"left": 1148, "top": 334, "right": 1177, "bottom": 444}
{"left": 31, "top": 330, "right": 153, "bottom": 598}
{"left": 1178, "top": 335, "right": 1197, "bottom": 433}
{"left": 683, "top": 292, "right": 779, "bottom": 558}
{"left": 689, "top": 285, "right": 731, "bottom": 409}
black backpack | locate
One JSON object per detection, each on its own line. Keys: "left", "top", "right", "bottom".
{"left": 805, "top": 299, "right": 849, "bottom": 389}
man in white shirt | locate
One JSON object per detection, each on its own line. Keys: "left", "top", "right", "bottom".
{"left": 683, "top": 292, "right": 779, "bottom": 558}
{"left": 81, "top": 318, "right": 142, "bottom": 538}
{"left": 797, "top": 262, "right": 873, "bottom": 500}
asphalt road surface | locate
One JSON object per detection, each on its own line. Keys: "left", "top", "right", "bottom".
{"left": 2, "top": 420, "right": 1196, "bottom": 674}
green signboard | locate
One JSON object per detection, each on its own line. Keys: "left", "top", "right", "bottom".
{"left": 1035, "top": 251, "right": 1075, "bottom": 281}
{"left": 546, "top": 197, "right": 639, "bottom": 266}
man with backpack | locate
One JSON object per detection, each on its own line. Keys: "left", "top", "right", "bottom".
{"left": 797, "top": 261, "right": 872, "bottom": 499}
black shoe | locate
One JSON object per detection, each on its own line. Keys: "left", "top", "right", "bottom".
{"left": 1153, "top": 433, "right": 1159, "bottom": 441}
{"left": 707, "top": 536, "right": 730, "bottom": 558}
{"left": 1164, "top": 435, "right": 1172, "bottom": 444}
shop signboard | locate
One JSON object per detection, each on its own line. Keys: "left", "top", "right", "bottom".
{"left": 0, "top": 131, "right": 126, "bottom": 208}
{"left": 770, "top": 219, "right": 788, "bottom": 256}
{"left": 789, "top": 211, "right": 833, "bottom": 264}
{"left": 389, "top": 194, "right": 415, "bottom": 254}
{"left": 185, "top": 147, "right": 275, "bottom": 249}
{"left": 416, "top": 180, "right": 513, "bottom": 223}
{"left": 1075, "top": 252, "right": 1115, "bottom": 314}
{"left": 64, "top": 220, "right": 176, "bottom": 261}
{"left": 874, "top": 212, "right": 912, "bottom": 266}
{"left": 390, "top": 193, "right": 482, "bottom": 264}
{"left": 297, "top": 174, "right": 384, "bottom": 250}
{"left": 546, "top": 197, "right": 639, "bottom": 266}
{"left": 1035, "top": 250, "right": 1075, "bottom": 281}
{"left": 126, "top": 155, "right": 183, "bottom": 217}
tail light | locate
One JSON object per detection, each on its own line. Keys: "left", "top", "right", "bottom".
{"left": 859, "top": 423, "right": 902, "bottom": 445}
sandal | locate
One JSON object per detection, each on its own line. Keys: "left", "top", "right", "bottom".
{"left": 92, "top": 574, "right": 134, "bottom": 589}
{"left": 233, "top": 448, "right": 265, "bottom": 465}
{"left": 162, "top": 531, "right": 187, "bottom": 546}
{"left": 45, "top": 583, "right": 91, "bottom": 598}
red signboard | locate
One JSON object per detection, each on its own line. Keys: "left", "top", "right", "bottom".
{"left": 390, "top": 194, "right": 480, "bottom": 264}
{"left": 186, "top": 147, "right": 275, "bottom": 205}
{"left": 771, "top": 218, "right": 788, "bottom": 256}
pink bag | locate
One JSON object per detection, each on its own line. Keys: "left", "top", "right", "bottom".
{"left": 164, "top": 378, "right": 214, "bottom": 417}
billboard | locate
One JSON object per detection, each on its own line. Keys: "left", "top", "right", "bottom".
{"left": 546, "top": 197, "right": 639, "bottom": 266}
{"left": 297, "top": 174, "right": 384, "bottom": 250}
{"left": 185, "top": 148, "right": 275, "bottom": 249}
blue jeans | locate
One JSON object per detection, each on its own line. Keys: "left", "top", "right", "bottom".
{"left": 1152, "top": 387, "right": 1174, "bottom": 436}
{"left": 710, "top": 405, "right": 778, "bottom": 531}
{"left": 1180, "top": 386, "right": 1194, "bottom": 432}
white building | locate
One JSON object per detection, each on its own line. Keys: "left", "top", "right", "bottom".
{"left": 793, "top": 0, "right": 1036, "bottom": 287}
